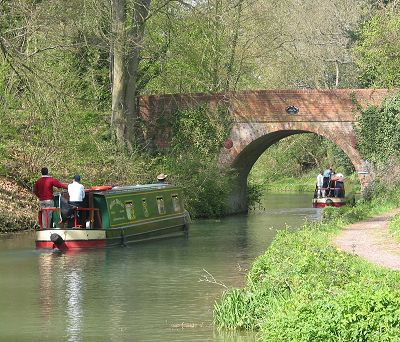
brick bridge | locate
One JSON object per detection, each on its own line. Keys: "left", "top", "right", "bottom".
{"left": 139, "top": 89, "right": 393, "bottom": 213}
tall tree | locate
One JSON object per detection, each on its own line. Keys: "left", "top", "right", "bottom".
{"left": 111, "top": 0, "right": 151, "bottom": 149}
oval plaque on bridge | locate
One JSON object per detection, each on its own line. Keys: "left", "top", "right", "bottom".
{"left": 286, "top": 105, "right": 299, "bottom": 115}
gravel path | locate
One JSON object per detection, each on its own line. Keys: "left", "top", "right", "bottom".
{"left": 333, "top": 208, "right": 400, "bottom": 270}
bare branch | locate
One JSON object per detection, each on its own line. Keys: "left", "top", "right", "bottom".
{"left": 198, "top": 269, "right": 228, "bottom": 289}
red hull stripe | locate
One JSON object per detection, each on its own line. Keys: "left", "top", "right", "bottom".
{"left": 36, "top": 240, "right": 107, "bottom": 249}
{"left": 313, "top": 203, "right": 345, "bottom": 208}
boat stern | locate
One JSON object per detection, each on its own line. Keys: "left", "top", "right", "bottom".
{"left": 312, "top": 197, "right": 346, "bottom": 208}
{"left": 36, "top": 229, "right": 107, "bottom": 250}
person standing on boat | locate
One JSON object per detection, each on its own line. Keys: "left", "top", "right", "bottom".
{"left": 34, "top": 167, "right": 68, "bottom": 228}
{"left": 334, "top": 173, "right": 345, "bottom": 197}
{"left": 322, "top": 167, "right": 333, "bottom": 196}
{"left": 316, "top": 171, "right": 324, "bottom": 198}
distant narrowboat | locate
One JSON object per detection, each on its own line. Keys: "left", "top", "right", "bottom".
{"left": 35, "top": 184, "right": 190, "bottom": 250}
{"left": 312, "top": 175, "right": 346, "bottom": 208}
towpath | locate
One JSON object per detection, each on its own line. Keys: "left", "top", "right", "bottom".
{"left": 333, "top": 208, "right": 400, "bottom": 270}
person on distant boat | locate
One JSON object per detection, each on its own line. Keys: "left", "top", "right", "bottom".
{"left": 316, "top": 171, "right": 324, "bottom": 198}
{"left": 333, "top": 173, "right": 345, "bottom": 197}
{"left": 34, "top": 167, "right": 68, "bottom": 228}
{"left": 322, "top": 167, "right": 333, "bottom": 196}
{"left": 157, "top": 173, "right": 168, "bottom": 184}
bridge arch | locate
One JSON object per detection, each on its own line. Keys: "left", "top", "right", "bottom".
{"left": 219, "top": 122, "right": 366, "bottom": 213}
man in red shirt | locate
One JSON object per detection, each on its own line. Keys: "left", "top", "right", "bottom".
{"left": 34, "top": 167, "right": 67, "bottom": 228}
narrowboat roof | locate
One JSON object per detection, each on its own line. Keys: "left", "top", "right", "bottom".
{"left": 94, "top": 183, "right": 179, "bottom": 195}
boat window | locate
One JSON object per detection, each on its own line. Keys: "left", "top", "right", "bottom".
{"left": 142, "top": 199, "right": 149, "bottom": 217}
{"left": 156, "top": 197, "right": 166, "bottom": 214}
{"left": 125, "top": 201, "right": 136, "bottom": 220}
{"left": 172, "top": 195, "right": 181, "bottom": 212}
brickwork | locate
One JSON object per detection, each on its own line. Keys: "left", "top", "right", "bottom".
{"left": 138, "top": 89, "right": 395, "bottom": 213}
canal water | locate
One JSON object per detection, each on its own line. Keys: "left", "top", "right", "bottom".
{"left": 0, "top": 193, "right": 321, "bottom": 341}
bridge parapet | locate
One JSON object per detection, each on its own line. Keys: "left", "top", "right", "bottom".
{"left": 139, "top": 89, "right": 392, "bottom": 123}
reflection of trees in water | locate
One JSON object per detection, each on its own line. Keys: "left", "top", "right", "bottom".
{"left": 37, "top": 251, "right": 107, "bottom": 341}
{"left": 38, "top": 253, "right": 53, "bottom": 328}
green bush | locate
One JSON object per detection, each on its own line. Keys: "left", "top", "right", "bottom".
{"left": 163, "top": 152, "right": 231, "bottom": 217}
{"left": 158, "top": 104, "right": 234, "bottom": 217}
{"left": 261, "top": 285, "right": 400, "bottom": 342}
{"left": 354, "top": 9, "right": 400, "bottom": 88}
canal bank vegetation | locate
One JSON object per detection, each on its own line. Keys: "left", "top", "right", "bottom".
{"left": 213, "top": 188, "right": 400, "bottom": 340}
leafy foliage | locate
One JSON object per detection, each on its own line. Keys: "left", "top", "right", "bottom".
{"left": 355, "top": 92, "right": 400, "bottom": 165}
{"left": 170, "top": 104, "right": 232, "bottom": 155}
{"left": 143, "top": 0, "right": 256, "bottom": 93}
{"left": 162, "top": 152, "right": 232, "bottom": 217}
{"left": 353, "top": 8, "right": 400, "bottom": 88}
{"left": 261, "top": 285, "right": 400, "bottom": 342}
{"left": 160, "top": 104, "right": 234, "bottom": 217}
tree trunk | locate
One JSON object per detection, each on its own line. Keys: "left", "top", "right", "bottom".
{"left": 111, "top": 0, "right": 150, "bottom": 150}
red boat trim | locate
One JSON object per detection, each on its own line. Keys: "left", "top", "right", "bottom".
{"left": 313, "top": 203, "right": 345, "bottom": 208}
{"left": 36, "top": 239, "right": 107, "bottom": 249}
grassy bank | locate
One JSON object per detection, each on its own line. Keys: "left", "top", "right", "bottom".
{"left": 214, "top": 189, "right": 400, "bottom": 341}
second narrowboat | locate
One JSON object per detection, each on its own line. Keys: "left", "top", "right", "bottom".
{"left": 312, "top": 174, "right": 346, "bottom": 208}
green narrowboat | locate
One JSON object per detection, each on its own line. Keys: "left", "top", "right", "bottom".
{"left": 35, "top": 184, "right": 190, "bottom": 250}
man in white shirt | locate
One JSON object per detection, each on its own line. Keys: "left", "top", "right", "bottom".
{"left": 67, "top": 175, "right": 85, "bottom": 227}
{"left": 68, "top": 175, "right": 85, "bottom": 206}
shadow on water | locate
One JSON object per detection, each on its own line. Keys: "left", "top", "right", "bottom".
{"left": 0, "top": 192, "right": 320, "bottom": 341}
